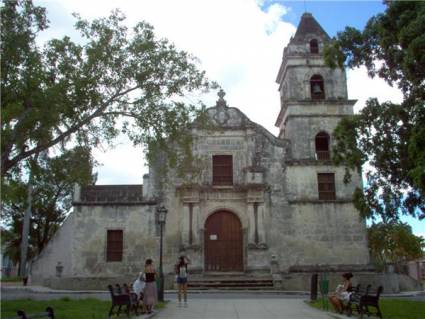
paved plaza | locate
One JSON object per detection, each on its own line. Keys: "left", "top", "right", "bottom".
{"left": 149, "top": 298, "right": 340, "bottom": 319}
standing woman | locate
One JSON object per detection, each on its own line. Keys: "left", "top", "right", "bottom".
{"left": 175, "top": 255, "right": 190, "bottom": 307}
{"left": 143, "top": 259, "right": 157, "bottom": 314}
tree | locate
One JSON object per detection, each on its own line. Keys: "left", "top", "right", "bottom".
{"left": 325, "top": 1, "right": 425, "bottom": 221}
{"left": 1, "top": 146, "right": 96, "bottom": 265}
{"left": 367, "top": 222, "right": 424, "bottom": 271}
{"left": 1, "top": 0, "right": 214, "bottom": 178}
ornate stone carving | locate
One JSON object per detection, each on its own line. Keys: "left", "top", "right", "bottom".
{"left": 181, "top": 189, "right": 200, "bottom": 203}
{"left": 247, "top": 189, "right": 264, "bottom": 203}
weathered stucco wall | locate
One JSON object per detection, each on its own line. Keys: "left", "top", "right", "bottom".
{"left": 71, "top": 204, "right": 157, "bottom": 277}
{"left": 285, "top": 166, "right": 361, "bottom": 201}
{"left": 31, "top": 213, "right": 74, "bottom": 284}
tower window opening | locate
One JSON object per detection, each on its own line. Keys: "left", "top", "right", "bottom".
{"left": 310, "top": 39, "right": 319, "bottom": 54}
{"left": 318, "top": 173, "right": 336, "bottom": 200}
{"left": 315, "top": 132, "right": 330, "bottom": 160}
{"left": 310, "top": 75, "right": 325, "bottom": 100}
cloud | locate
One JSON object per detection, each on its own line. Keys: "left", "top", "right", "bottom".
{"left": 347, "top": 66, "right": 403, "bottom": 113}
{"left": 34, "top": 1, "right": 405, "bottom": 191}
{"left": 36, "top": 0, "right": 295, "bottom": 181}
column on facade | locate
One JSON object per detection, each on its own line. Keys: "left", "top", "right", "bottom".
{"left": 247, "top": 188, "right": 266, "bottom": 246}
{"left": 256, "top": 203, "right": 266, "bottom": 244}
{"left": 181, "top": 200, "right": 199, "bottom": 247}
{"left": 181, "top": 203, "right": 190, "bottom": 246}
{"left": 191, "top": 203, "right": 200, "bottom": 244}
{"left": 247, "top": 203, "right": 256, "bottom": 245}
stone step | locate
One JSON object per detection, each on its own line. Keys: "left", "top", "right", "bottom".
{"left": 188, "top": 286, "right": 275, "bottom": 290}
{"left": 187, "top": 276, "right": 274, "bottom": 290}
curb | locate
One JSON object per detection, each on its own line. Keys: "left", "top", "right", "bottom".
{"left": 2, "top": 286, "right": 423, "bottom": 297}
{"left": 2, "top": 286, "right": 310, "bottom": 295}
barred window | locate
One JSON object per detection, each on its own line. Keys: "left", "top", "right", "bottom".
{"left": 213, "top": 155, "right": 233, "bottom": 185}
{"left": 106, "top": 230, "right": 123, "bottom": 262}
{"left": 318, "top": 173, "right": 336, "bottom": 200}
{"left": 315, "top": 132, "right": 330, "bottom": 160}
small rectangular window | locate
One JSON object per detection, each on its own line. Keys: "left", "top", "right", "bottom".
{"left": 213, "top": 155, "right": 233, "bottom": 185}
{"left": 106, "top": 230, "right": 123, "bottom": 262}
{"left": 318, "top": 173, "right": 336, "bottom": 200}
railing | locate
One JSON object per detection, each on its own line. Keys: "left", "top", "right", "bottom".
{"left": 316, "top": 151, "right": 330, "bottom": 160}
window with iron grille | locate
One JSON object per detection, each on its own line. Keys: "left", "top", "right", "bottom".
{"left": 213, "top": 155, "right": 233, "bottom": 185}
{"left": 317, "top": 173, "right": 336, "bottom": 200}
{"left": 106, "top": 230, "right": 123, "bottom": 262}
{"left": 315, "top": 132, "right": 330, "bottom": 160}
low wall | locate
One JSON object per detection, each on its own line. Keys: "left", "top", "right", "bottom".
{"left": 32, "top": 271, "right": 423, "bottom": 292}
{"left": 278, "top": 271, "right": 423, "bottom": 293}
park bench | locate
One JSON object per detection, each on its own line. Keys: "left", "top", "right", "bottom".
{"left": 346, "top": 284, "right": 383, "bottom": 318}
{"left": 123, "top": 283, "right": 143, "bottom": 314}
{"left": 107, "top": 284, "right": 138, "bottom": 317}
{"left": 6, "top": 306, "right": 54, "bottom": 319}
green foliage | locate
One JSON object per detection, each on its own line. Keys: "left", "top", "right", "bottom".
{"left": 1, "top": 0, "right": 215, "bottom": 178}
{"left": 326, "top": 1, "right": 425, "bottom": 220}
{"left": 368, "top": 222, "right": 424, "bottom": 270}
{"left": 0, "top": 275, "right": 21, "bottom": 282}
{"left": 1, "top": 147, "right": 96, "bottom": 264}
{"left": 1, "top": 298, "right": 167, "bottom": 318}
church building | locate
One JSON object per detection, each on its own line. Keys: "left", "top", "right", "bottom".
{"left": 31, "top": 13, "right": 372, "bottom": 290}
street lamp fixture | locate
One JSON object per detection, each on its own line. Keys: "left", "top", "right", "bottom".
{"left": 156, "top": 205, "right": 168, "bottom": 302}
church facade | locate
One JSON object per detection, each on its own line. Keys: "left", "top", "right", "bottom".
{"left": 31, "top": 13, "right": 371, "bottom": 290}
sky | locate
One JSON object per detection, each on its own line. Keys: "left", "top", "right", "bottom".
{"left": 34, "top": 0, "right": 423, "bottom": 237}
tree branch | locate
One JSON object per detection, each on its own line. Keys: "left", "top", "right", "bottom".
{"left": 2, "top": 85, "right": 140, "bottom": 176}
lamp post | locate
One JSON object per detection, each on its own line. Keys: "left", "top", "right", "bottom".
{"left": 156, "top": 205, "right": 168, "bottom": 302}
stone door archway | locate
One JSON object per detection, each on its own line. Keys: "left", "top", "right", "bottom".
{"left": 204, "top": 210, "right": 243, "bottom": 271}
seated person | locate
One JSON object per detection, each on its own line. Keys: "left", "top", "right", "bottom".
{"left": 132, "top": 272, "right": 145, "bottom": 311}
{"left": 328, "top": 272, "right": 353, "bottom": 314}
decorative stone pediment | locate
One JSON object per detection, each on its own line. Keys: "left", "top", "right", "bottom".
{"left": 179, "top": 188, "right": 200, "bottom": 203}
{"left": 247, "top": 189, "right": 264, "bottom": 203}
{"left": 203, "top": 90, "right": 254, "bottom": 129}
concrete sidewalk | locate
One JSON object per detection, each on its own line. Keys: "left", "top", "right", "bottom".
{"left": 147, "top": 298, "right": 339, "bottom": 319}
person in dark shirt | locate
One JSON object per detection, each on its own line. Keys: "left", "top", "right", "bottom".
{"left": 143, "top": 259, "right": 157, "bottom": 314}
{"left": 175, "top": 255, "right": 191, "bottom": 307}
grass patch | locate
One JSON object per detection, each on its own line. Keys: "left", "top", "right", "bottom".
{"left": 155, "top": 300, "right": 168, "bottom": 309}
{"left": 307, "top": 298, "right": 425, "bottom": 319}
{"left": 1, "top": 276, "right": 21, "bottom": 282}
{"left": 1, "top": 298, "right": 167, "bottom": 319}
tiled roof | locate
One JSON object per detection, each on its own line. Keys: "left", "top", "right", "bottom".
{"left": 291, "top": 12, "right": 330, "bottom": 44}
{"left": 79, "top": 184, "right": 143, "bottom": 203}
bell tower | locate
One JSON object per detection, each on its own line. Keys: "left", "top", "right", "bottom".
{"left": 275, "top": 12, "right": 356, "bottom": 161}
{"left": 272, "top": 12, "right": 369, "bottom": 269}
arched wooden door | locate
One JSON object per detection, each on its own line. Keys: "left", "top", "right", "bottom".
{"left": 204, "top": 211, "right": 243, "bottom": 271}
